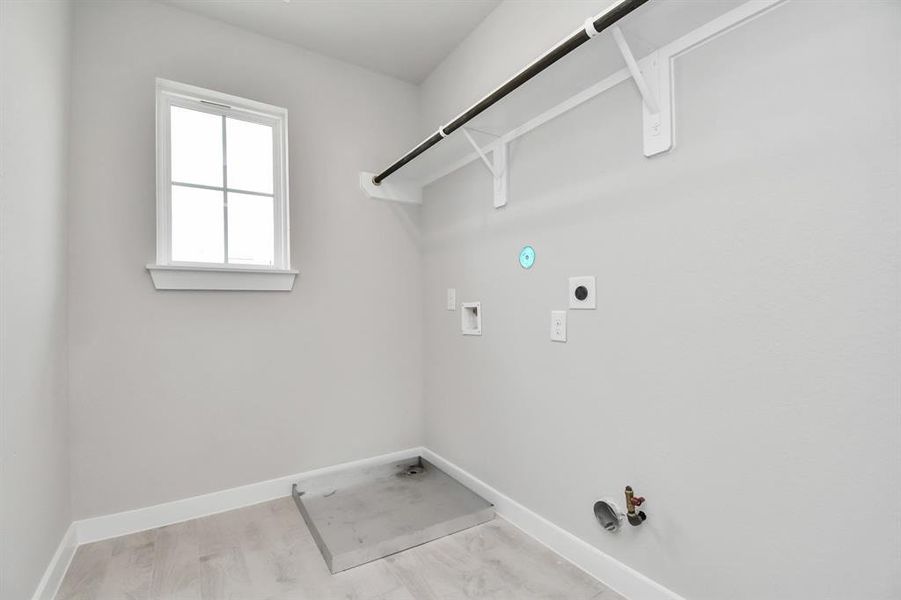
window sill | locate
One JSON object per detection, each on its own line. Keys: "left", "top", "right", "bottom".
{"left": 146, "top": 264, "right": 297, "bottom": 291}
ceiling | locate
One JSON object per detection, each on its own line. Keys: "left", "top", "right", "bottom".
{"left": 162, "top": 0, "right": 501, "bottom": 84}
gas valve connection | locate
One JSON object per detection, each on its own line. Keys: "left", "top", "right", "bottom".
{"left": 624, "top": 485, "right": 647, "bottom": 526}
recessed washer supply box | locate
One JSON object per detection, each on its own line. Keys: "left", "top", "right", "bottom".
{"left": 461, "top": 302, "right": 481, "bottom": 335}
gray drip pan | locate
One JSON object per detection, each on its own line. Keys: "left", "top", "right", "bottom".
{"left": 292, "top": 456, "right": 495, "bottom": 573}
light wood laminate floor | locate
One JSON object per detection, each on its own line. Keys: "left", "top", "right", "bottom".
{"left": 57, "top": 497, "right": 624, "bottom": 600}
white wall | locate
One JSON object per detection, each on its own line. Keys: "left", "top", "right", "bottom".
{"left": 420, "top": 0, "right": 614, "bottom": 130}
{"left": 420, "top": 2, "right": 901, "bottom": 599}
{"left": 0, "top": 1, "right": 73, "bottom": 597}
{"left": 67, "top": 0, "right": 423, "bottom": 519}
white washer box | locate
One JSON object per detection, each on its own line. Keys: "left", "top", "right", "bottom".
{"left": 461, "top": 302, "right": 481, "bottom": 335}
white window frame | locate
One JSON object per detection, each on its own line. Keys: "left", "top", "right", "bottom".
{"left": 147, "top": 78, "right": 296, "bottom": 291}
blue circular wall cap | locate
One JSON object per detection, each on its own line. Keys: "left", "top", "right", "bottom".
{"left": 519, "top": 245, "right": 536, "bottom": 269}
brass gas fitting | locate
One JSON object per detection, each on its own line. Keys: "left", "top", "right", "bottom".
{"left": 625, "top": 485, "right": 647, "bottom": 526}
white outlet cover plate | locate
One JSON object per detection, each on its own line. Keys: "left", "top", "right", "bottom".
{"left": 446, "top": 288, "right": 456, "bottom": 311}
{"left": 569, "top": 276, "right": 596, "bottom": 309}
{"left": 550, "top": 310, "right": 567, "bottom": 342}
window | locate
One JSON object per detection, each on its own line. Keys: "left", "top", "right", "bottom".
{"left": 148, "top": 79, "right": 295, "bottom": 291}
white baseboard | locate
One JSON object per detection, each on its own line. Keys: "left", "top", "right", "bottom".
{"left": 421, "top": 448, "right": 685, "bottom": 600}
{"left": 56, "top": 446, "right": 679, "bottom": 600}
{"left": 31, "top": 523, "right": 77, "bottom": 600}
{"left": 74, "top": 447, "right": 423, "bottom": 545}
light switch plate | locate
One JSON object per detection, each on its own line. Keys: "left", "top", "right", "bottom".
{"left": 569, "top": 276, "right": 596, "bottom": 309}
{"left": 550, "top": 311, "right": 567, "bottom": 342}
{"left": 446, "top": 288, "right": 456, "bottom": 311}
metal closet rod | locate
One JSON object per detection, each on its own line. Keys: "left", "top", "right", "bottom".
{"left": 371, "top": 0, "right": 650, "bottom": 185}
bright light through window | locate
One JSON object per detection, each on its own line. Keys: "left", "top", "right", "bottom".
{"left": 170, "top": 106, "right": 222, "bottom": 188}
{"left": 227, "top": 192, "right": 274, "bottom": 265}
{"left": 226, "top": 118, "right": 273, "bottom": 194}
{"left": 169, "top": 106, "right": 276, "bottom": 266}
{"left": 171, "top": 185, "right": 224, "bottom": 263}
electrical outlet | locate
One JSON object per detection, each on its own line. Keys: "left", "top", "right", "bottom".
{"left": 569, "top": 276, "right": 596, "bottom": 309}
{"left": 446, "top": 288, "right": 456, "bottom": 311}
{"left": 550, "top": 311, "right": 567, "bottom": 342}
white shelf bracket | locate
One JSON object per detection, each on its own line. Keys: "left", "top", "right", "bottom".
{"left": 492, "top": 142, "right": 508, "bottom": 208}
{"left": 461, "top": 128, "right": 508, "bottom": 208}
{"left": 612, "top": 27, "right": 673, "bottom": 156}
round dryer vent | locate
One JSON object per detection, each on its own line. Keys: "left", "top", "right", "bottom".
{"left": 593, "top": 499, "right": 623, "bottom": 532}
